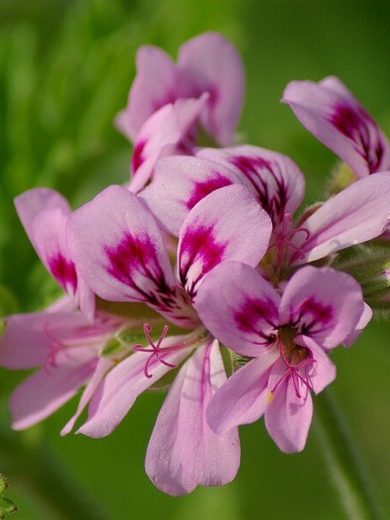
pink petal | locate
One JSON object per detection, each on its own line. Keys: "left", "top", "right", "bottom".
{"left": 195, "top": 262, "right": 280, "bottom": 357}
{"left": 115, "top": 45, "right": 177, "bottom": 141}
{"left": 0, "top": 312, "right": 52, "bottom": 369}
{"left": 283, "top": 77, "right": 390, "bottom": 177}
{"left": 15, "top": 188, "right": 71, "bottom": 240}
{"left": 280, "top": 266, "right": 365, "bottom": 349}
{"left": 198, "top": 145, "right": 305, "bottom": 224}
{"left": 265, "top": 368, "right": 313, "bottom": 453}
{"left": 15, "top": 188, "right": 95, "bottom": 317}
{"left": 61, "top": 356, "right": 114, "bottom": 436}
{"left": 292, "top": 173, "right": 390, "bottom": 263}
{"left": 177, "top": 185, "right": 272, "bottom": 298}
{"left": 142, "top": 156, "right": 244, "bottom": 236}
{"left": 206, "top": 352, "right": 278, "bottom": 435}
{"left": 78, "top": 334, "right": 194, "bottom": 438}
{"left": 68, "top": 186, "right": 181, "bottom": 315}
{"left": 10, "top": 347, "right": 97, "bottom": 430}
{"left": 178, "top": 32, "right": 244, "bottom": 145}
{"left": 129, "top": 96, "right": 208, "bottom": 193}
{"left": 32, "top": 208, "right": 78, "bottom": 294}
{"left": 145, "top": 340, "right": 240, "bottom": 496}
{"left": 294, "top": 335, "right": 336, "bottom": 394}
{"left": 343, "top": 302, "right": 372, "bottom": 347}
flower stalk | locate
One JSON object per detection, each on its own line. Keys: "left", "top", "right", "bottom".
{"left": 314, "top": 391, "right": 382, "bottom": 520}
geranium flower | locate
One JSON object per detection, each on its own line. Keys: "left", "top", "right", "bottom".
{"left": 195, "top": 263, "right": 367, "bottom": 452}
{"left": 116, "top": 32, "right": 244, "bottom": 146}
{"left": 15, "top": 188, "right": 95, "bottom": 319}
{"left": 282, "top": 76, "right": 390, "bottom": 178}
{"left": 67, "top": 183, "right": 272, "bottom": 495}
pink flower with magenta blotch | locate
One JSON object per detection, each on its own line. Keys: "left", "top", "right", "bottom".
{"left": 67, "top": 183, "right": 271, "bottom": 495}
{"left": 15, "top": 188, "right": 95, "bottom": 319}
{"left": 116, "top": 32, "right": 244, "bottom": 147}
{"left": 195, "top": 264, "right": 368, "bottom": 452}
{"left": 282, "top": 76, "right": 390, "bottom": 178}
{"left": 0, "top": 309, "right": 125, "bottom": 431}
{"left": 142, "top": 153, "right": 390, "bottom": 275}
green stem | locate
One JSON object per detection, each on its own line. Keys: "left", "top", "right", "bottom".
{"left": 0, "top": 427, "right": 107, "bottom": 520}
{"left": 314, "top": 391, "right": 382, "bottom": 520}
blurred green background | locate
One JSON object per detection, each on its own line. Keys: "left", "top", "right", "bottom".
{"left": 0, "top": 0, "right": 390, "bottom": 518}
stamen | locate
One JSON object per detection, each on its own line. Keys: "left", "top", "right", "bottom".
{"left": 271, "top": 333, "right": 316, "bottom": 400}
{"left": 133, "top": 323, "right": 177, "bottom": 378}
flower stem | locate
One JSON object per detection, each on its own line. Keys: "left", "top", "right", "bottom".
{"left": 314, "top": 390, "right": 383, "bottom": 520}
{"left": 0, "top": 426, "right": 107, "bottom": 519}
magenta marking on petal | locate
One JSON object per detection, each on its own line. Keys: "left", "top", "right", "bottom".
{"left": 105, "top": 233, "right": 171, "bottom": 299}
{"left": 104, "top": 234, "right": 196, "bottom": 323}
{"left": 329, "top": 103, "right": 385, "bottom": 173}
{"left": 291, "top": 297, "right": 333, "bottom": 335}
{"left": 131, "top": 139, "right": 147, "bottom": 172}
{"left": 48, "top": 253, "right": 78, "bottom": 294}
{"left": 179, "top": 225, "right": 227, "bottom": 297}
{"left": 230, "top": 155, "right": 289, "bottom": 224}
{"left": 234, "top": 298, "right": 278, "bottom": 345}
{"left": 152, "top": 90, "right": 177, "bottom": 112}
{"left": 186, "top": 174, "right": 233, "bottom": 210}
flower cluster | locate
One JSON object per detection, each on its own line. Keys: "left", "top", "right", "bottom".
{"left": 1, "top": 32, "right": 390, "bottom": 496}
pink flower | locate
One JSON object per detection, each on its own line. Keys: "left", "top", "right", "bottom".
{"left": 282, "top": 76, "right": 390, "bottom": 178}
{"left": 195, "top": 263, "right": 368, "bottom": 452}
{"left": 116, "top": 32, "right": 244, "bottom": 147}
{"left": 142, "top": 154, "right": 390, "bottom": 272}
{"left": 14, "top": 188, "right": 95, "bottom": 319}
{"left": 67, "top": 183, "right": 272, "bottom": 495}
{"left": 0, "top": 308, "right": 125, "bottom": 431}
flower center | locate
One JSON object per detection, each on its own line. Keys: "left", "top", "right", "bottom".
{"left": 133, "top": 323, "right": 209, "bottom": 379}
{"left": 262, "top": 214, "right": 310, "bottom": 284}
{"left": 271, "top": 325, "right": 315, "bottom": 399}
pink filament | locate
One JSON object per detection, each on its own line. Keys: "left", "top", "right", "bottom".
{"left": 133, "top": 323, "right": 177, "bottom": 379}
{"left": 271, "top": 344, "right": 316, "bottom": 399}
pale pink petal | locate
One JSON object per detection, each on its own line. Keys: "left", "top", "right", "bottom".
{"left": 343, "top": 302, "right": 372, "bottom": 347}
{"left": 0, "top": 312, "right": 51, "bottom": 369}
{"left": 45, "top": 295, "right": 75, "bottom": 313}
{"left": 145, "top": 340, "right": 240, "bottom": 496}
{"left": 280, "top": 266, "right": 364, "bottom": 349}
{"left": 142, "top": 156, "right": 244, "bottom": 236}
{"left": 265, "top": 369, "right": 313, "bottom": 453}
{"left": 178, "top": 32, "right": 244, "bottom": 145}
{"left": 10, "top": 347, "right": 97, "bottom": 430}
{"left": 292, "top": 173, "right": 390, "bottom": 264}
{"left": 295, "top": 335, "right": 336, "bottom": 393}
{"left": 178, "top": 185, "right": 272, "bottom": 298}
{"left": 283, "top": 77, "right": 390, "bottom": 177}
{"left": 115, "top": 46, "right": 177, "bottom": 141}
{"left": 198, "top": 145, "right": 305, "bottom": 224}
{"left": 129, "top": 96, "right": 208, "bottom": 193}
{"left": 78, "top": 334, "right": 194, "bottom": 438}
{"left": 206, "top": 352, "right": 278, "bottom": 435}
{"left": 15, "top": 188, "right": 95, "bottom": 317}
{"left": 195, "top": 262, "right": 280, "bottom": 357}
{"left": 15, "top": 188, "right": 71, "bottom": 241}
{"left": 61, "top": 356, "right": 114, "bottom": 436}
{"left": 68, "top": 186, "right": 176, "bottom": 306}
{"left": 32, "top": 208, "right": 78, "bottom": 295}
